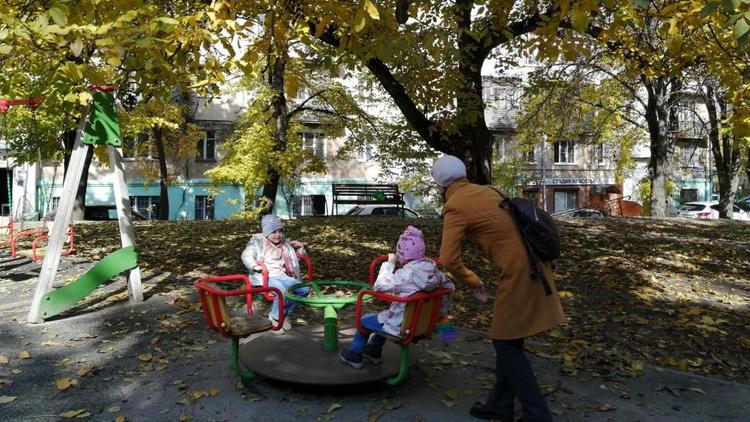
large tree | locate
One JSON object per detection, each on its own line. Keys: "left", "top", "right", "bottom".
{"left": 0, "top": 1, "right": 221, "bottom": 218}
{"left": 209, "top": 0, "right": 603, "bottom": 185}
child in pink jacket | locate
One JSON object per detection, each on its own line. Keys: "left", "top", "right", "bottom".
{"left": 339, "top": 225, "right": 454, "bottom": 369}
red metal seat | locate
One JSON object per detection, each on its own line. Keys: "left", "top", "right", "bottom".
{"left": 355, "top": 255, "right": 451, "bottom": 385}
{"left": 194, "top": 275, "right": 284, "bottom": 381}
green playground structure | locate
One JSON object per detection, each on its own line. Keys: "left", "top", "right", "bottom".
{"left": 39, "top": 246, "right": 139, "bottom": 319}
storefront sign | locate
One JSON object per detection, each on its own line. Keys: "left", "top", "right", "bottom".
{"left": 541, "top": 178, "right": 614, "bottom": 185}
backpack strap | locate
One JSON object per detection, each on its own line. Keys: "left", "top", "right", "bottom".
{"left": 488, "top": 186, "right": 553, "bottom": 296}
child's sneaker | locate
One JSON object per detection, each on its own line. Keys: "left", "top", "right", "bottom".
{"left": 268, "top": 315, "right": 286, "bottom": 335}
{"left": 362, "top": 344, "right": 382, "bottom": 364}
{"left": 338, "top": 349, "right": 364, "bottom": 369}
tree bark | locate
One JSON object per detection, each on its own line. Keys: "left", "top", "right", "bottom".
{"left": 260, "top": 26, "right": 289, "bottom": 215}
{"left": 153, "top": 127, "right": 170, "bottom": 220}
{"left": 705, "top": 85, "right": 742, "bottom": 218}
{"left": 62, "top": 129, "right": 93, "bottom": 221}
{"left": 643, "top": 77, "right": 676, "bottom": 217}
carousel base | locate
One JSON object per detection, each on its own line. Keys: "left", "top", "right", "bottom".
{"left": 238, "top": 323, "right": 416, "bottom": 385}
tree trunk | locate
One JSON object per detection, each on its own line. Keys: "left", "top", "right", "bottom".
{"left": 153, "top": 127, "right": 170, "bottom": 220}
{"left": 260, "top": 31, "right": 289, "bottom": 215}
{"left": 643, "top": 77, "right": 675, "bottom": 217}
{"left": 705, "top": 85, "right": 742, "bottom": 218}
{"left": 62, "top": 129, "right": 93, "bottom": 221}
{"left": 450, "top": 0, "right": 493, "bottom": 185}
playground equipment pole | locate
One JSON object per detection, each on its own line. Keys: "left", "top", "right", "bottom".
{"left": 28, "top": 108, "right": 90, "bottom": 324}
{"left": 108, "top": 145, "right": 142, "bottom": 303}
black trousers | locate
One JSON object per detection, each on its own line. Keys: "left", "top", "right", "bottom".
{"left": 482, "top": 338, "right": 553, "bottom": 422}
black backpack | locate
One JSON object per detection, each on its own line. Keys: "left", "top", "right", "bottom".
{"left": 490, "top": 187, "right": 560, "bottom": 296}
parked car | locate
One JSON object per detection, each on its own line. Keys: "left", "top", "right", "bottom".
{"left": 84, "top": 205, "right": 147, "bottom": 221}
{"left": 678, "top": 201, "right": 750, "bottom": 221}
{"left": 710, "top": 203, "right": 750, "bottom": 221}
{"left": 345, "top": 205, "right": 420, "bottom": 217}
{"left": 571, "top": 208, "right": 605, "bottom": 217}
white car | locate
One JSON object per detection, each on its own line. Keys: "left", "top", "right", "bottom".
{"left": 678, "top": 201, "right": 750, "bottom": 221}
{"left": 345, "top": 205, "right": 420, "bottom": 217}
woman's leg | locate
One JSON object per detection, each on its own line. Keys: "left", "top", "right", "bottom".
{"left": 473, "top": 340, "right": 515, "bottom": 421}
{"left": 493, "top": 338, "right": 552, "bottom": 422}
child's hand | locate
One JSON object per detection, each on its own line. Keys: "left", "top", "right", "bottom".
{"left": 252, "top": 265, "right": 263, "bottom": 273}
{"left": 387, "top": 253, "right": 397, "bottom": 265}
{"left": 290, "top": 240, "right": 305, "bottom": 249}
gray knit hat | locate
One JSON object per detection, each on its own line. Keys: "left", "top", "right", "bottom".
{"left": 261, "top": 214, "right": 284, "bottom": 237}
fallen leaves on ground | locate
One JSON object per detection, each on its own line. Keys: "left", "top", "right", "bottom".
{"left": 68, "top": 216, "right": 750, "bottom": 383}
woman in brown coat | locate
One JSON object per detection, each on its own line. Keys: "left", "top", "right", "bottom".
{"left": 432, "top": 155, "right": 565, "bottom": 422}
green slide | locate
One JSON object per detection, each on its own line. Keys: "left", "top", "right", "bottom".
{"left": 39, "top": 246, "right": 139, "bottom": 319}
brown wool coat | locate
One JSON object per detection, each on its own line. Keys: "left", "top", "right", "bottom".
{"left": 439, "top": 178, "right": 565, "bottom": 340}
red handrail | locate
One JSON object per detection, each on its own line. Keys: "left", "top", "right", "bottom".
{"left": 31, "top": 225, "right": 75, "bottom": 262}
{"left": 0, "top": 97, "right": 43, "bottom": 113}
{"left": 11, "top": 228, "right": 48, "bottom": 257}
{"left": 256, "top": 252, "right": 313, "bottom": 302}
{"left": 194, "top": 275, "right": 284, "bottom": 333}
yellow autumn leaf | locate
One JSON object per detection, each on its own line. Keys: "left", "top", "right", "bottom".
{"left": 326, "top": 403, "right": 342, "bottom": 414}
{"left": 18, "top": 351, "right": 31, "bottom": 359}
{"left": 363, "top": 0, "right": 380, "bottom": 20}
{"left": 444, "top": 389, "right": 458, "bottom": 400}
{"left": 209, "top": 387, "right": 219, "bottom": 396}
{"left": 0, "top": 355, "right": 9, "bottom": 365}
{"left": 137, "top": 353, "right": 153, "bottom": 362}
{"left": 58, "top": 409, "right": 87, "bottom": 418}
{"left": 77, "top": 367, "right": 93, "bottom": 377}
{"left": 115, "top": 417, "right": 127, "bottom": 422}
{"left": 56, "top": 377, "right": 78, "bottom": 390}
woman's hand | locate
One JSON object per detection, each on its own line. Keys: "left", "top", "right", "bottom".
{"left": 289, "top": 240, "right": 305, "bottom": 249}
{"left": 473, "top": 282, "right": 488, "bottom": 302}
{"left": 387, "top": 253, "right": 398, "bottom": 265}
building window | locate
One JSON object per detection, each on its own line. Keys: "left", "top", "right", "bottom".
{"left": 195, "top": 195, "right": 215, "bottom": 220}
{"left": 483, "top": 85, "right": 501, "bottom": 103}
{"left": 554, "top": 140, "right": 576, "bottom": 164}
{"left": 357, "top": 141, "right": 373, "bottom": 162}
{"left": 522, "top": 145, "right": 535, "bottom": 163}
{"left": 197, "top": 130, "right": 216, "bottom": 161}
{"left": 301, "top": 132, "right": 325, "bottom": 159}
{"left": 680, "top": 189, "right": 698, "bottom": 204}
{"left": 554, "top": 190, "right": 577, "bottom": 212}
{"left": 594, "top": 144, "right": 606, "bottom": 165}
{"left": 493, "top": 137, "right": 509, "bottom": 163}
{"left": 130, "top": 196, "right": 160, "bottom": 220}
{"left": 123, "top": 133, "right": 152, "bottom": 160}
{"left": 502, "top": 92, "right": 518, "bottom": 110}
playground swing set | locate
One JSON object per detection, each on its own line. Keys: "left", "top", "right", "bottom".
{"left": 2, "top": 86, "right": 144, "bottom": 324}
{"left": 0, "top": 98, "right": 76, "bottom": 263}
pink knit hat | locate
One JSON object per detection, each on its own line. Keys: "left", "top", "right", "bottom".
{"left": 397, "top": 225, "right": 425, "bottom": 261}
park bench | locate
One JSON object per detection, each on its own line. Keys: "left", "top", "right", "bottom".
{"left": 355, "top": 255, "right": 453, "bottom": 385}
{"left": 331, "top": 183, "right": 405, "bottom": 215}
{"left": 194, "top": 275, "right": 284, "bottom": 381}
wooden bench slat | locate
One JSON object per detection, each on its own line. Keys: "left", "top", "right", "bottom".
{"left": 331, "top": 183, "right": 405, "bottom": 215}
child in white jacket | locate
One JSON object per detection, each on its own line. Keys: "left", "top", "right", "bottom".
{"left": 339, "top": 225, "right": 454, "bottom": 369}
